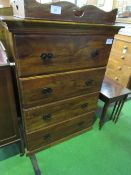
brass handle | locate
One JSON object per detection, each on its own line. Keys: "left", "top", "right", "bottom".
{"left": 91, "top": 49, "right": 99, "bottom": 58}
{"left": 42, "top": 87, "right": 53, "bottom": 95}
{"left": 43, "top": 134, "right": 51, "bottom": 141}
{"left": 85, "top": 79, "right": 94, "bottom": 87}
{"left": 118, "top": 67, "right": 122, "bottom": 71}
{"left": 121, "top": 55, "right": 125, "bottom": 59}
{"left": 115, "top": 77, "right": 118, "bottom": 81}
{"left": 43, "top": 113, "right": 52, "bottom": 121}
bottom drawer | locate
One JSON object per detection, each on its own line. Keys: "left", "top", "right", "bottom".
{"left": 26, "top": 111, "right": 94, "bottom": 152}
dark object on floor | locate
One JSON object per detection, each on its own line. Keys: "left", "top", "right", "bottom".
{"left": 99, "top": 76, "right": 131, "bottom": 129}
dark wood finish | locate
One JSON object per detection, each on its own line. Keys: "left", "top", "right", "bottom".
{"left": 100, "top": 77, "right": 131, "bottom": 102}
{"left": 15, "top": 34, "right": 112, "bottom": 77}
{"left": 112, "top": 95, "right": 128, "bottom": 123}
{"left": 0, "top": 65, "right": 19, "bottom": 147}
{"left": 19, "top": 68, "right": 105, "bottom": 108}
{"left": 0, "top": 45, "right": 24, "bottom": 154}
{"left": 99, "top": 76, "right": 131, "bottom": 129}
{"left": 29, "top": 155, "right": 41, "bottom": 175}
{"left": 26, "top": 111, "right": 94, "bottom": 152}
{"left": 99, "top": 101, "right": 110, "bottom": 129}
{"left": 0, "top": 12, "right": 121, "bottom": 158}
{"left": 106, "top": 34, "right": 131, "bottom": 89}
{"left": 11, "top": 1, "right": 117, "bottom": 24}
{"left": 23, "top": 92, "right": 99, "bottom": 133}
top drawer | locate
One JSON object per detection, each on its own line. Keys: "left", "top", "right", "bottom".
{"left": 14, "top": 34, "right": 112, "bottom": 77}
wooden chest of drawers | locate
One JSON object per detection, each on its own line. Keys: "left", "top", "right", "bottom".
{"left": 0, "top": 17, "right": 121, "bottom": 154}
{"left": 106, "top": 34, "right": 131, "bottom": 89}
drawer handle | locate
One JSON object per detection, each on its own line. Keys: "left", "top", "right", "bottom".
{"left": 91, "top": 49, "right": 99, "bottom": 58}
{"left": 115, "top": 77, "right": 118, "bottom": 81}
{"left": 118, "top": 67, "right": 122, "bottom": 71}
{"left": 43, "top": 113, "right": 52, "bottom": 121}
{"left": 123, "top": 46, "right": 128, "bottom": 49}
{"left": 42, "top": 87, "right": 53, "bottom": 94}
{"left": 47, "top": 53, "right": 53, "bottom": 59}
{"left": 78, "top": 121, "right": 85, "bottom": 126}
{"left": 40, "top": 53, "right": 47, "bottom": 60}
{"left": 85, "top": 79, "right": 94, "bottom": 87}
{"left": 43, "top": 134, "right": 51, "bottom": 141}
{"left": 81, "top": 103, "right": 88, "bottom": 109}
{"left": 121, "top": 55, "right": 125, "bottom": 60}
{"left": 40, "top": 53, "right": 53, "bottom": 61}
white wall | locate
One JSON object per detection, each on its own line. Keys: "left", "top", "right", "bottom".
{"left": 99, "top": 0, "right": 114, "bottom": 12}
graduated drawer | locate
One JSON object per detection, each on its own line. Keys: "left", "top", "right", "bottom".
{"left": 19, "top": 67, "right": 105, "bottom": 108}
{"left": 26, "top": 111, "right": 94, "bottom": 152}
{"left": 23, "top": 92, "right": 99, "bottom": 133}
{"left": 106, "top": 66, "right": 131, "bottom": 87}
{"left": 14, "top": 34, "right": 112, "bottom": 77}
{"left": 110, "top": 40, "right": 131, "bottom": 66}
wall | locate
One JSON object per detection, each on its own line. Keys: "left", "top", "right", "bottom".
{"left": 99, "top": 0, "right": 114, "bottom": 11}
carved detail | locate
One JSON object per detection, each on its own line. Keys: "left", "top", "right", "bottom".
{"left": 12, "top": 0, "right": 117, "bottom": 24}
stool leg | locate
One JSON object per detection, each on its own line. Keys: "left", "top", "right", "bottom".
{"left": 29, "top": 154, "right": 41, "bottom": 175}
{"left": 99, "top": 101, "right": 109, "bottom": 129}
{"left": 114, "top": 95, "right": 127, "bottom": 123}
{"left": 110, "top": 101, "right": 118, "bottom": 120}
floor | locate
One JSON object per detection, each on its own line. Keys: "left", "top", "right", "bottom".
{"left": 0, "top": 99, "right": 131, "bottom": 175}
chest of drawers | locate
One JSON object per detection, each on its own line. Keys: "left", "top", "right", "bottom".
{"left": 0, "top": 16, "right": 121, "bottom": 155}
{"left": 106, "top": 34, "right": 131, "bottom": 89}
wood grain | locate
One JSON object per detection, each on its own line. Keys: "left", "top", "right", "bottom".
{"left": 26, "top": 111, "right": 94, "bottom": 151}
{"left": 19, "top": 67, "right": 105, "bottom": 108}
{"left": 106, "top": 34, "right": 131, "bottom": 89}
{"left": 0, "top": 13, "right": 122, "bottom": 155}
{"left": 23, "top": 92, "right": 99, "bottom": 133}
{"left": 11, "top": 1, "right": 117, "bottom": 24}
{"left": 15, "top": 34, "right": 112, "bottom": 77}
{"left": 0, "top": 65, "right": 19, "bottom": 147}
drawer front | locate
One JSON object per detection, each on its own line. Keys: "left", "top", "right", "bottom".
{"left": 110, "top": 40, "right": 131, "bottom": 66}
{"left": 26, "top": 111, "right": 94, "bottom": 151}
{"left": 106, "top": 67, "right": 131, "bottom": 87}
{"left": 23, "top": 92, "right": 99, "bottom": 133}
{"left": 19, "top": 68, "right": 105, "bottom": 108}
{"left": 15, "top": 35, "right": 112, "bottom": 77}
{"left": 107, "top": 59, "right": 123, "bottom": 75}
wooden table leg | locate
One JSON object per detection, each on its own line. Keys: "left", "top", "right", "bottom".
{"left": 29, "top": 154, "right": 41, "bottom": 175}
{"left": 110, "top": 101, "right": 118, "bottom": 120}
{"left": 112, "top": 99, "right": 123, "bottom": 122}
{"left": 114, "top": 95, "right": 128, "bottom": 123}
{"left": 99, "top": 101, "right": 109, "bottom": 129}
